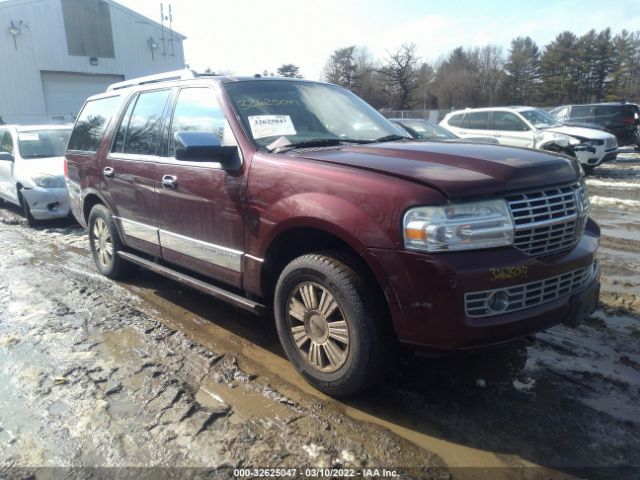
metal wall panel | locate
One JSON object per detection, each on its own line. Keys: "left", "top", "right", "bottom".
{"left": 0, "top": 0, "right": 186, "bottom": 124}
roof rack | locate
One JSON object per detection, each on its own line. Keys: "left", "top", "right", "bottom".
{"left": 107, "top": 69, "right": 198, "bottom": 91}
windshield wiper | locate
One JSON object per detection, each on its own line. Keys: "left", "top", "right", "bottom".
{"left": 23, "top": 154, "right": 56, "bottom": 158}
{"left": 370, "top": 134, "right": 410, "bottom": 143}
{"left": 268, "top": 138, "right": 369, "bottom": 153}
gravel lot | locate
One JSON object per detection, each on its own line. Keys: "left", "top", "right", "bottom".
{"left": 0, "top": 149, "right": 639, "bottom": 480}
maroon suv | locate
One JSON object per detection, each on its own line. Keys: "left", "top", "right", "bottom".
{"left": 65, "top": 70, "right": 600, "bottom": 396}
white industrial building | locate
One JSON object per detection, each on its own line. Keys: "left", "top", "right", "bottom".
{"left": 0, "top": 0, "right": 185, "bottom": 124}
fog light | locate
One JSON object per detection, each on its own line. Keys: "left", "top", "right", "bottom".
{"left": 487, "top": 290, "right": 509, "bottom": 313}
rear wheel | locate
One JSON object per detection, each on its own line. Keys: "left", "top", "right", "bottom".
{"left": 274, "top": 252, "right": 392, "bottom": 396}
{"left": 88, "top": 204, "right": 131, "bottom": 279}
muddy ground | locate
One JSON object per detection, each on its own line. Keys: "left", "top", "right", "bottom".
{"left": 0, "top": 150, "right": 639, "bottom": 480}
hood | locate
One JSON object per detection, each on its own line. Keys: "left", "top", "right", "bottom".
{"left": 15, "top": 156, "right": 65, "bottom": 180}
{"left": 294, "top": 142, "right": 580, "bottom": 199}
{"left": 546, "top": 125, "right": 614, "bottom": 140}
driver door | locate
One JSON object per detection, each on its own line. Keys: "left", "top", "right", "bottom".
{"left": 156, "top": 86, "right": 246, "bottom": 288}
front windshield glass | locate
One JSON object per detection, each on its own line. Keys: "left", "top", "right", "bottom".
{"left": 399, "top": 120, "right": 457, "bottom": 140}
{"left": 519, "top": 109, "right": 561, "bottom": 129}
{"left": 224, "top": 80, "right": 407, "bottom": 149}
{"left": 18, "top": 129, "right": 71, "bottom": 158}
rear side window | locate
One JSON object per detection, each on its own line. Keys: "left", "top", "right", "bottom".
{"left": 68, "top": 96, "right": 121, "bottom": 152}
{"left": 469, "top": 112, "right": 489, "bottom": 129}
{"left": 112, "top": 89, "right": 171, "bottom": 156}
{"left": 448, "top": 114, "right": 463, "bottom": 127}
{"left": 595, "top": 106, "right": 619, "bottom": 116}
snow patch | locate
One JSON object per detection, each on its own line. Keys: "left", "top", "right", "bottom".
{"left": 587, "top": 179, "right": 640, "bottom": 189}
{"left": 589, "top": 195, "right": 640, "bottom": 208}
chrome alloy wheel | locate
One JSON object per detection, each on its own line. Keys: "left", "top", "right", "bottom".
{"left": 92, "top": 217, "right": 114, "bottom": 269}
{"left": 287, "top": 282, "right": 350, "bottom": 372}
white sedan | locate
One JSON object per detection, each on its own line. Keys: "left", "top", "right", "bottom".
{"left": 440, "top": 107, "right": 618, "bottom": 172}
{"left": 0, "top": 124, "right": 72, "bottom": 225}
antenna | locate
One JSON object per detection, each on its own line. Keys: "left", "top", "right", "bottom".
{"left": 168, "top": 4, "right": 175, "bottom": 56}
{"left": 159, "top": 3, "right": 166, "bottom": 56}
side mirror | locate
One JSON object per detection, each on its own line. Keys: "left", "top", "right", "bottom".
{"left": 174, "top": 132, "right": 239, "bottom": 168}
{"left": 0, "top": 152, "right": 14, "bottom": 162}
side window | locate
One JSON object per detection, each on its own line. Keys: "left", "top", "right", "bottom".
{"left": 570, "top": 106, "right": 593, "bottom": 119}
{"left": 112, "top": 89, "right": 171, "bottom": 156}
{"left": 112, "top": 96, "right": 137, "bottom": 153}
{"left": 469, "top": 112, "right": 489, "bottom": 130}
{"left": 494, "top": 112, "right": 528, "bottom": 132}
{"left": 168, "top": 87, "right": 236, "bottom": 158}
{"left": 68, "top": 96, "right": 121, "bottom": 152}
{"left": 0, "top": 131, "right": 14, "bottom": 154}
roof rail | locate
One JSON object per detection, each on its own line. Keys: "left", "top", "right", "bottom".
{"left": 107, "top": 69, "right": 198, "bottom": 91}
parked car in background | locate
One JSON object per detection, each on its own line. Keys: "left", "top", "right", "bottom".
{"left": 66, "top": 70, "right": 600, "bottom": 396}
{"left": 390, "top": 118, "right": 499, "bottom": 144}
{"left": 441, "top": 107, "right": 618, "bottom": 172}
{"left": 0, "top": 124, "right": 72, "bottom": 225}
{"left": 549, "top": 102, "right": 640, "bottom": 149}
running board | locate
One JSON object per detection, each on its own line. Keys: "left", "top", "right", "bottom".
{"left": 118, "top": 251, "right": 268, "bottom": 315}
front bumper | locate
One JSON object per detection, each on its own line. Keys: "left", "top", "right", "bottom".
{"left": 20, "top": 187, "right": 71, "bottom": 220}
{"left": 362, "top": 218, "right": 600, "bottom": 350}
{"left": 575, "top": 145, "right": 618, "bottom": 166}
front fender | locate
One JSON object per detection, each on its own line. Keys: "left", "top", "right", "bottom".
{"left": 257, "top": 192, "right": 399, "bottom": 256}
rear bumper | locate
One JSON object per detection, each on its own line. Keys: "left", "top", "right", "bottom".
{"left": 21, "top": 187, "right": 71, "bottom": 220}
{"left": 362, "top": 219, "right": 600, "bottom": 350}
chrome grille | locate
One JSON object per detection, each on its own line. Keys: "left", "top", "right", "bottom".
{"left": 465, "top": 262, "right": 597, "bottom": 318}
{"left": 505, "top": 181, "right": 589, "bottom": 257}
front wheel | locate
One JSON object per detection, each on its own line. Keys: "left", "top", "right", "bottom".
{"left": 274, "top": 252, "right": 392, "bottom": 396}
{"left": 18, "top": 190, "right": 36, "bottom": 227}
{"left": 88, "top": 204, "right": 131, "bottom": 279}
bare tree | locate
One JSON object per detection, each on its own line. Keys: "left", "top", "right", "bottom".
{"left": 379, "top": 43, "right": 420, "bottom": 109}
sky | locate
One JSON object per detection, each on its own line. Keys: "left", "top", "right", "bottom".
{"left": 118, "top": 0, "right": 640, "bottom": 80}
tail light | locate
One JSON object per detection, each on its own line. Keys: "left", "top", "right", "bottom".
{"left": 64, "top": 158, "right": 68, "bottom": 178}
{"left": 620, "top": 116, "right": 635, "bottom": 125}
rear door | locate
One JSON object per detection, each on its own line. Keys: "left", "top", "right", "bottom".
{"left": 104, "top": 88, "right": 172, "bottom": 257}
{"left": 0, "top": 129, "right": 18, "bottom": 203}
{"left": 492, "top": 111, "right": 534, "bottom": 147}
{"left": 464, "top": 111, "right": 494, "bottom": 140}
{"left": 156, "top": 85, "right": 246, "bottom": 288}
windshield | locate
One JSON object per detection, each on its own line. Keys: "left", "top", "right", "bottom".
{"left": 396, "top": 119, "right": 457, "bottom": 140}
{"left": 519, "top": 109, "right": 561, "bottom": 129}
{"left": 18, "top": 129, "right": 71, "bottom": 159}
{"left": 224, "top": 80, "right": 407, "bottom": 149}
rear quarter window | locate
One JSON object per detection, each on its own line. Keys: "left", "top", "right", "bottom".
{"left": 68, "top": 95, "right": 121, "bottom": 152}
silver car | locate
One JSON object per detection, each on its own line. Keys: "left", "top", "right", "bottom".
{"left": 0, "top": 124, "right": 72, "bottom": 225}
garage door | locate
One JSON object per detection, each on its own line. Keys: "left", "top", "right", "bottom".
{"left": 41, "top": 71, "right": 124, "bottom": 121}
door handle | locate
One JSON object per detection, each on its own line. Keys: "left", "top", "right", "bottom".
{"left": 494, "top": 134, "right": 501, "bottom": 138}
{"left": 103, "top": 167, "right": 114, "bottom": 178}
{"left": 162, "top": 175, "right": 178, "bottom": 189}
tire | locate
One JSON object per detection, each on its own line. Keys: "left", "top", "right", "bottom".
{"left": 583, "top": 165, "right": 596, "bottom": 175}
{"left": 274, "top": 252, "right": 392, "bottom": 396}
{"left": 17, "top": 190, "right": 36, "bottom": 227}
{"left": 88, "top": 204, "right": 131, "bottom": 279}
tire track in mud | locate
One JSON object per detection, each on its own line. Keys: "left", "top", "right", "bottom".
{"left": 0, "top": 215, "right": 447, "bottom": 477}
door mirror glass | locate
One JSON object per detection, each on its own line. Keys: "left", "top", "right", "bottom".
{"left": 0, "top": 152, "right": 14, "bottom": 162}
{"left": 174, "top": 131, "right": 239, "bottom": 167}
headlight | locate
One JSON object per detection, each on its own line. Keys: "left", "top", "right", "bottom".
{"left": 403, "top": 199, "right": 514, "bottom": 252}
{"left": 32, "top": 174, "right": 66, "bottom": 188}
